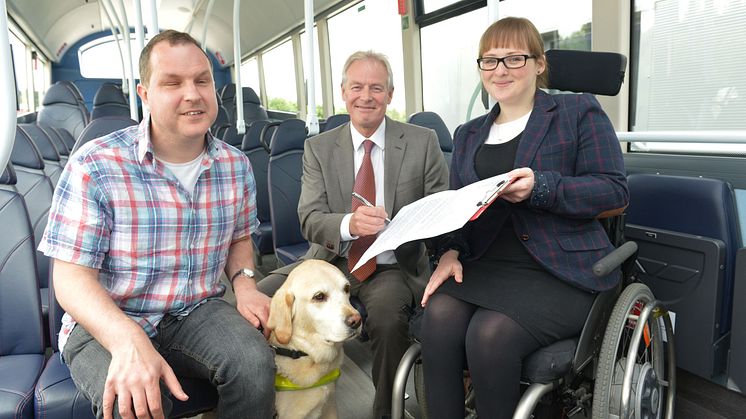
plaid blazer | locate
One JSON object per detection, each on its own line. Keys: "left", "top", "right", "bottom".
{"left": 451, "top": 90, "right": 628, "bottom": 292}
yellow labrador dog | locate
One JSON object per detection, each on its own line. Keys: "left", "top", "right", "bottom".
{"left": 268, "top": 260, "right": 362, "bottom": 419}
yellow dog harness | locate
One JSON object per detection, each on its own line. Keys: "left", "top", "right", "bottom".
{"left": 274, "top": 368, "right": 341, "bottom": 391}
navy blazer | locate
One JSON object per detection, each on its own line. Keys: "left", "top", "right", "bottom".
{"left": 451, "top": 90, "right": 629, "bottom": 292}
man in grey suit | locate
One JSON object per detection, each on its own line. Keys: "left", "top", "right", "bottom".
{"left": 258, "top": 50, "right": 448, "bottom": 417}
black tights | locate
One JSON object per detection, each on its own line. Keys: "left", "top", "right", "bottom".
{"left": 421, "top": 293, "right": 542, "bottom": 419}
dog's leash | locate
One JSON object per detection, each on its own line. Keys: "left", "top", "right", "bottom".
{"left": 270, "top": 344, "right": 308, "bottom": 359}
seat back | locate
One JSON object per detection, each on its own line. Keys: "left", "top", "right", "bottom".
{"left": 242, "top": 120, "right": 274, "bottom": 255}
{"left": 626, "top": 173, "right": 741, "bottom": 379}
{"left": 241, "top": 87, "right": 269, "bottom": 123}
{"left": 11, "top": 127, "right": 55, "bottom": 294}
{"left": 18, "top": 124, "right": 63, "bottom": 185}
{"left": 212, "top": 90, "right": 231, "bottom": 137}
{"left": 0, "top": 163, "right": 46, "bottom": 419}
{"left": 0, "top": 163, "right": 44, "bottom": 356}
{"left": 91, "top": 82, "right": 130, "bottom": 119}
{"left": 72, "top": 116, "right": 138, "bottom": 155}
{"left": 729, "top": 248, "right": 746, "bottom": 390}
{"left": 37, "top": 81, "right": 91, "bottom": 140}
{"left": 322, "top": 113, "right": 350, "bottom": 132}
{"left": 407, "top": 111, "right": 453, "bottom": 166}
{"left": 267, "top": 119, "right": 309, "bottom": 265}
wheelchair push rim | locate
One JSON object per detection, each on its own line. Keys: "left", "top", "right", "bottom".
{"left": 592, "top": 283, "right": 675, "bottom": 419}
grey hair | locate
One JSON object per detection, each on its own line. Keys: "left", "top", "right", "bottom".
{"left": 340, "top": 50, "right": 394, "bottom": 91}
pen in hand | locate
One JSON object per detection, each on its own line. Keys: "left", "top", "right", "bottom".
{"left": 352, "top": 192, "right": 392, "bottom": 223}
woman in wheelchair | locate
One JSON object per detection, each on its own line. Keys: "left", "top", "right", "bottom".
{"left": 418, "top": 17, "right": 629, "bottom": 418}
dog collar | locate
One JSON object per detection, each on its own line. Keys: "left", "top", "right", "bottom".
{"left": 275, "top": 368, "right": 341, "bottom": 392}
{"left": 271, "top": 344, "right": 308, "bottom": 359}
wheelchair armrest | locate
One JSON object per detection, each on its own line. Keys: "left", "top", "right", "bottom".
{"left": 592, "top": 241, "right": 638, "bottom": 277}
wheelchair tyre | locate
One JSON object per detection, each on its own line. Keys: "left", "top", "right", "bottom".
{"left": 414, "top": 360, "right": 429, "bottom": 418}
{"left": 592, "top": 283, "right": 666, "bottom": 419}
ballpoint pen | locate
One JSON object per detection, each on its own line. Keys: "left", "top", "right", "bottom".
{"left": 352, "top": 192, "right": 392, "bottom": 223}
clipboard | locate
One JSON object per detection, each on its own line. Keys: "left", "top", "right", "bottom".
{"left": 469, "top": 177, "right": 515, "bottom": 221}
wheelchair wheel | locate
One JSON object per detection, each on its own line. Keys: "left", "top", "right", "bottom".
{"left": 592, "top": 283, "right": 668, "bottom": 419}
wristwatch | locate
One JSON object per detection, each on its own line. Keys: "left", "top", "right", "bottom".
{"left": 230, "top": 268, "right": 256, "bottom": 287}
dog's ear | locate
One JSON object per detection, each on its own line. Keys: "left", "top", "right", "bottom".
{"left": 268, "top": 289, "right": 295, "bottom": 344}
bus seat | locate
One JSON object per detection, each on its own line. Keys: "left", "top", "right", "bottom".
{"left": 0, "top": 163, "right": 46, "bottom": 419}
{"left": 11, "top": 127, "right": 55, "bottom": 345}
{"left": 728, "top": 248, "right": 746, "bottom": 391}
{"left": 35, "top": 261, "right": 219, "bottom": 419}
{"left": 37, "top": 81, "right": 90, "bottom": 140}
{"left": 260, "top": 121, "right": 281, "bottom": 152}
{"left": 242, "top": 120, "right": 274, "bottom": 258}
{"left": 267, "top": 119, "right": 310, "bottom": 266}
{"left": 626, "top": 173, "right": 741, "bottom": 380}
{"left": 407, "top": 111, "right": 453, "bottom": 166}
{"left": 321, "top": 113, "right": 350, "bottom": 132}
{"left": 71, "top": 116, "right": 138, "bottom": 155}
{"left": 241, "top": 87, "right": 269, "bottom": 123}
{"left": 18, "top": 124, "right": 63, "bottom": 185}
{"left": 211, "top": 90, "right": 231, "bottom": 138}
{"left": 219, "top": 83, "right": 237, "bottom": 123}
{"left": 91, "top": 82, "right": 130, "bottom": 119}
{"left": 50, "top": 126, "right": 77, "bottom": 155}
{"left": 20, "top": 123, "right": 70, "bottom": 167}
{"left": 545, "top": 49, "right": 627, "bottom": 95}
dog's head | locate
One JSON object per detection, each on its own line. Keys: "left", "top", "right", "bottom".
{"left": 268, "top": 260, "right": 362, "bottom": 345}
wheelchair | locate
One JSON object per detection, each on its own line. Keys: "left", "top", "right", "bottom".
{"left": 391, "top": 215, "right": 677, "bottom": 419}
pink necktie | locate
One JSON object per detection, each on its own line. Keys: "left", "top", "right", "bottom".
{"left": 348, "top": 140, "right": 376, "bottom": 281}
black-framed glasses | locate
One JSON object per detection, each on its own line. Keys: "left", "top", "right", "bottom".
{"left": 477, "top": 54, "right": 536, "bottom": 71}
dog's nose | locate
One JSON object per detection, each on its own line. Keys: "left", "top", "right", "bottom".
{"left": 346, "top": 312, "right": 362, "bottom": 329}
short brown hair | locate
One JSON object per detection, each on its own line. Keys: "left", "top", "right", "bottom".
{"left": 138, "top": 30, "right": 211, "bottom": 87}
{"left": 479, "top": 17, "right": 548, "bottom": 88}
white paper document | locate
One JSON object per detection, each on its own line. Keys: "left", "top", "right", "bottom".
{"left": 352, "top": 173, "right": 513, "bottom": 272}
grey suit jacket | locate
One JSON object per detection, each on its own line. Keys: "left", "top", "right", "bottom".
{"left": 286, "top": 117, "right": 449, "bottom": 295}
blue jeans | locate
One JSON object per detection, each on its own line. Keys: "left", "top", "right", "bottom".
{"left": 63, "top": 299, "right": 276, "bottom": 419}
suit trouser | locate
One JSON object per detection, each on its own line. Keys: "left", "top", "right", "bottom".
{"left": 258, "top": 260, "right": 415, "bottom": 419}
{"left": 63, "top": 299, "right": 276, "bottom": 419}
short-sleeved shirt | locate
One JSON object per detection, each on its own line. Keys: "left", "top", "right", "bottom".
{"left": 39, "top": 118, "right": 259, "bottom": 351}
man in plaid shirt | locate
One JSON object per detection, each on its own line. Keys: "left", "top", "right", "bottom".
{"left": 39, "top": 30, "right": 274, "bottom": 419}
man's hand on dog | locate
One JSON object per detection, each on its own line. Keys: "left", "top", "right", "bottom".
{"left": 234, "top": 279, "right": 271, "bottom": 338}
{"left": 103, "top": 330, "right": 188, "bottom": 419}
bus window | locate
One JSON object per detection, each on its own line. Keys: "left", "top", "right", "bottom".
{"left": 327, "top": 1, "right": 406, "bottom": 121}
{"left": 420, "top": 0, "right": 592, "bottom": 134}
{"left": 10, "top": 29, "right": 31, "bottom": 114}
{"left": 239, "top": 56, "right": 261, "bottom": 97}
{"left": 631, "top": 0, "right": 746, "bottom": 154}
{"left": 78, "top": 35, "right": 141, "bottom": 79}
{"left": 263, "top": 39, "right": 299, "bottom": 114}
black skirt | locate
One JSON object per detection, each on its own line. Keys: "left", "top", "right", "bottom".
{"left": 436, "top": 220, "right": 595, "bottom": 346}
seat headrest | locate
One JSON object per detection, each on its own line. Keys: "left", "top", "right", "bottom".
{"left": 242, "top": 87, "right": 261, "bottom": 105}
{"left": 94, "top": 83, "right": 128, "bottom": 106}
{"left": 270, "top": 119, "right": 307, "bottom": 155}
{"left": 11, "top": 127, "right": 45, "bottom": 170}
{"left": 72, "top": 116, "right": 138, "bottom": 155}
{"left": 42, "top": 81, "right": 82, "bottom": 106}
{"left": 323, "top": 114, "right": 350, "bottom": 132}
{"left": 220, "top": 83, "right": 236, "bottom": 101}
{"left": 242, "top": 120, "right": 270, "bottom": 151}
{"left": 408, "top": 111, "right": 452, "bottom": 152}
{"left": 215, "top": 91, "right": 223, "bottom": 106}
{"left": 546, "top": 50, "right": 627, "bottom": 96}
{"left": 0, "top": 163, "right": 17, "bottom": 185}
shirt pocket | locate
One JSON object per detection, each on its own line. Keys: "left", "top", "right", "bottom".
{"left": 556, "top": 228, "right": 610, "bottom": 252}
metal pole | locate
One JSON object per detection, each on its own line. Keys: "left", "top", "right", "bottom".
{"left": 115, "top": 0, "right": 139, "bottom": 121}
{"left": 232, "top": 0, "right": 245, "bottom": 135}
{"left": 100, "top": 1, "right": 127, "bottom": 95}
{"left": 0, "top": 0, "right": 18, "bottom": 174}
{"left": 304, "top": 0, "right": 319, "bottom": 135}
{"left": 147, "top": 0, "right": 159, "bottom": 38}
{"left": 486, "top": 0, "right": 499, "bottom": 110}
{"left": 201, "top": 0, "right": 217, "bottom": 51}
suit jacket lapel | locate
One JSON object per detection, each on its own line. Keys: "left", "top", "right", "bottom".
{"left": 515, "top": 90, "right": 556, "bottom": 168}
{"left": 334, "top": 126, "right": 355, "bottom": 212}
{"left": 383, "top": 118, "right": 405, "bottom": 215}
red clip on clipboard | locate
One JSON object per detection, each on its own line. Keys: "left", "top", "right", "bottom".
{"left": 469, "top": 177, "right": 515, "bottom": 221}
